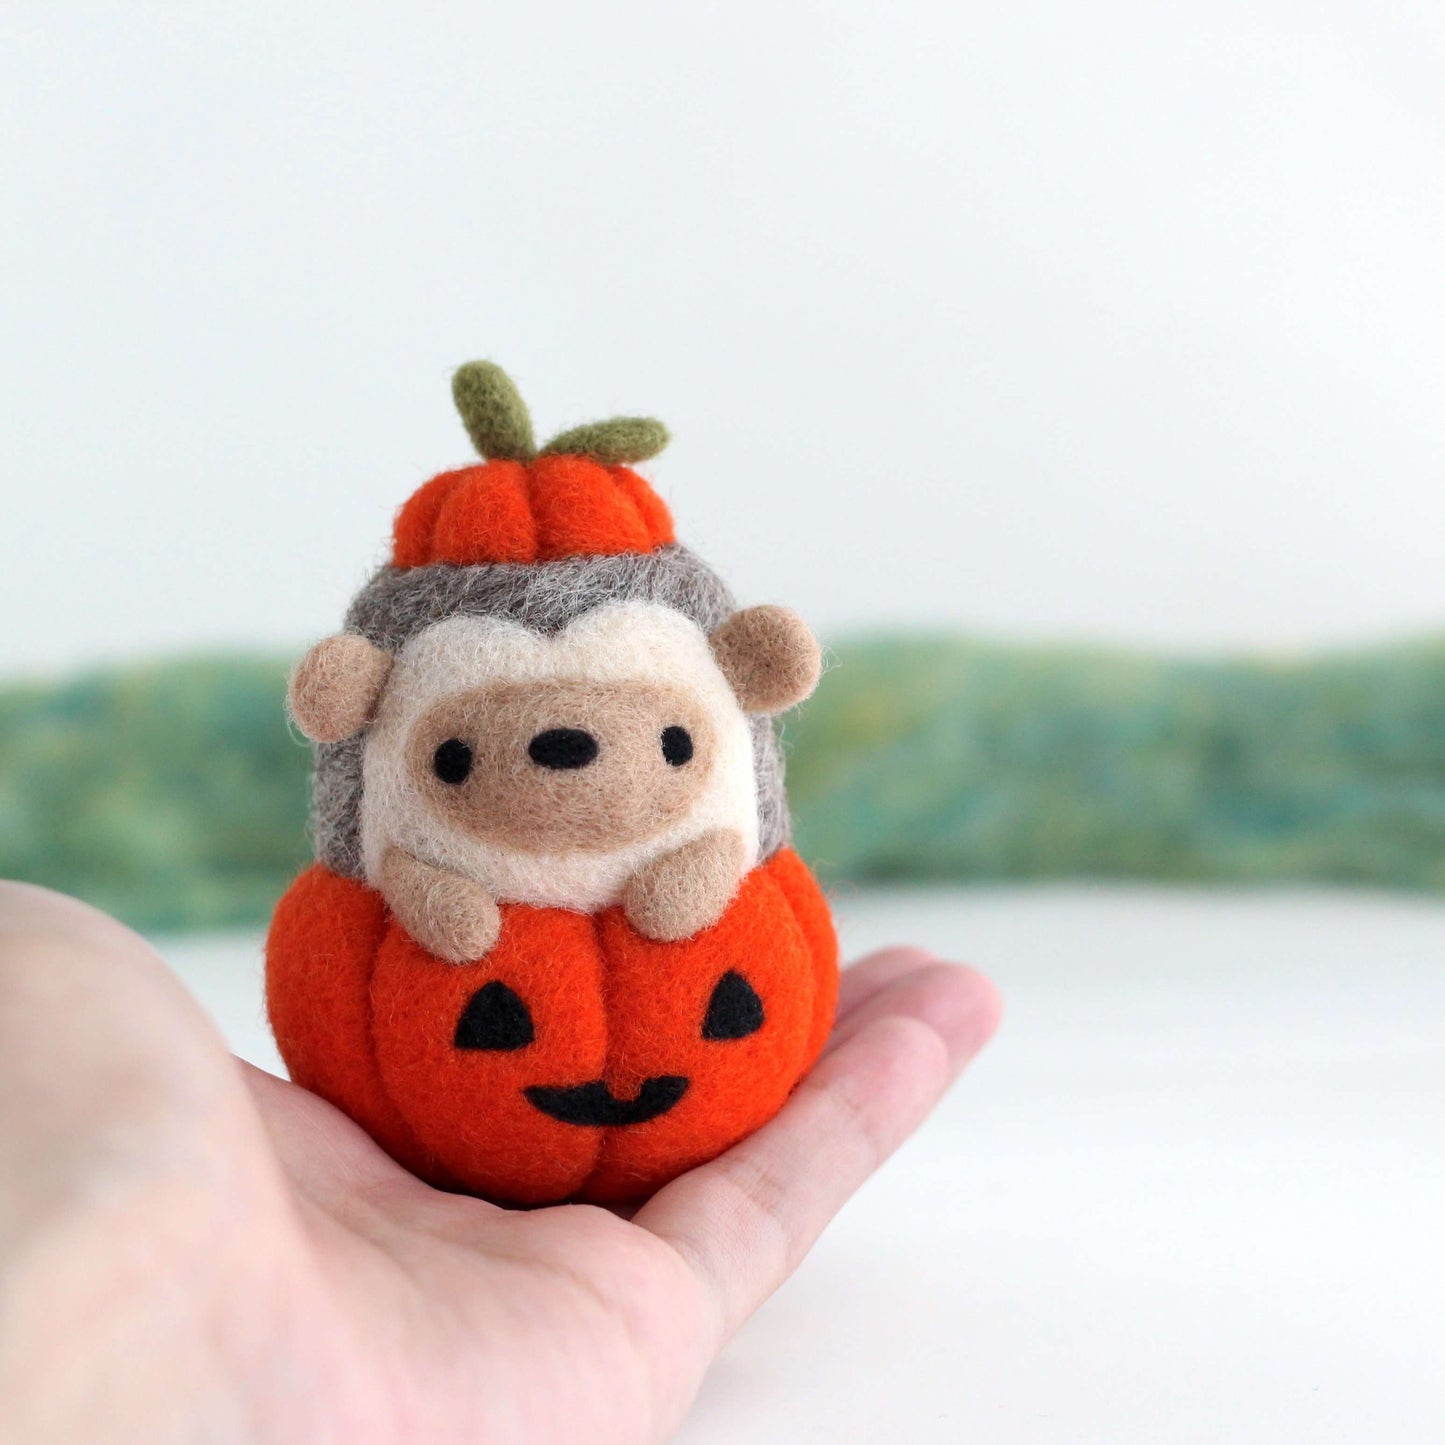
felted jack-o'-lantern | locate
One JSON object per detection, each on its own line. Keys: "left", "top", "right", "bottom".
{"left": 265, "top": 362, "right": 838, "bottom": 1204}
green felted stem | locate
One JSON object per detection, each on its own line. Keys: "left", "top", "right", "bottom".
{"left": 452, "top": 361, "right": 536, "bottom": 461}
{"left": 541, "top": 417, "right": 670, "bottom": 464}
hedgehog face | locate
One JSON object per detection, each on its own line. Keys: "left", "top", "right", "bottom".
{"left": 404, "top": 677, "right": 719, "bottom": 855}
{"left": 357, "top": 600, "right": 761, "bottom": 912}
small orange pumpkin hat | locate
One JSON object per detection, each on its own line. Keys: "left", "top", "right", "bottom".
{"left": 392, "top": 362, "right": 677, "bottom": 568}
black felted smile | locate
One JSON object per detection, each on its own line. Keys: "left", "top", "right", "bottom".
{"left": 524, "top": 1076, "right": 689, "bottom": 1127}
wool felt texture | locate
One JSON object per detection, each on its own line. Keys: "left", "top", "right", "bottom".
{"left": 265, "top": 864, "right": 431, "bottom": 1177}
{"left": 379, "top": 847, "right": 501, "bottom": 964}
{"left": 451, "top": 362, "right": 536, "bottom": 462}
{"left": 454, "top": 981, "right": 535, "bottom": 1051}
{"left": 358, "top": 601, "right": 760, "bottom": 914}
{"left": 264, "top": 847, "right": 839, "bottom": 1204}
{"left": 270, "top": 358, "right": 837, "bottom": 1203}
{"left": 661, "top": 724, "right": 693, "bottom": 766}
{"left": 529, "top": 727, "right": 598, "bottom": 769}
{"left": 540, "top": 417, "right": 670, "bottom": 465}
{"left": 449, "top": 360, "right": 673, "bottom": 472}
{"left": 763, "top": 844, "right": 841, "bottom": 1068}
{"left": 404, "top": 679, "right": 721, "bottom": 857}
{"left": 622, "top": 827, "right": 747, "bottom": 942}
{"left": 393, "top": 456, "right": 676, "bottom": 569}
{"left": 433, "top": 737, "right": 474, "bottom": 783}
{"left": 524, "top": 1077, "right": 687, "bottom": 1128}
{"left": 312, "top": 546, "right": 792, "bottom": 881}
{"left": 709, "top": 606, "right": 823, "bottom": 716}
{"left": 702, "top": 970, "right": 765, "bottom": 1041}
{"left": 288, "top": 635, "right": 393, "bottom": 744}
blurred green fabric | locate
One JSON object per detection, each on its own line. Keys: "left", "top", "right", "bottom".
{"left": 787, "top": 636, "right": 1445, "bottom": 888}
{"left": 0, "top": 659, "right": 308, "bottom": 931}
{"left": 5, "top": 636, "right": 1445, "bottom": 933}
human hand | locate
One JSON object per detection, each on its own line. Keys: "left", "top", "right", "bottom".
{"left": 0, "top": 883, "right": 1000, "bottom": 1444}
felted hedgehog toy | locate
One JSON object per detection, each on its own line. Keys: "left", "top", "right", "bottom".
{"left": 266, "top": 362, "right": 838, "bottom": 1205}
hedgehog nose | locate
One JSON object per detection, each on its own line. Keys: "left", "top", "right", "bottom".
{"left": 528, "top": 727, "right": 599, "bottom": 770}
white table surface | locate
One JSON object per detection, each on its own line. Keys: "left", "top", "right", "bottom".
{"left": 158, "top": 886, "right": 1445, "bottom": 1443}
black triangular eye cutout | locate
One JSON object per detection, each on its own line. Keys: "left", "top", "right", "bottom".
{"left": 702, "top": 970, "right": 765, "bottom": 1041}
{"left": 455, "top": 981, "right": 535, "bottom": 1051}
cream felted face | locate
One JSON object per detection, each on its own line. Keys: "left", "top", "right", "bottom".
{"left": 359, "top": 600, "right": 761, "bottom": 912}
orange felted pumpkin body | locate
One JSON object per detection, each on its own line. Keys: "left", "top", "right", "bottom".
{"left": 266, "top": 848, "right": 838, "bottom": 1204}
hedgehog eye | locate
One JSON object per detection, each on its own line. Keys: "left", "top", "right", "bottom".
{"left": 433, "top": 738, "right": 473, "bottom": 785}
{"left": 661, "top": 725, "right": 694, "bottom": 767}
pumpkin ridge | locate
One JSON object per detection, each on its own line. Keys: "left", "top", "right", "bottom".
{"left": 265, "top": 866, "right": 431, "bottom": 1173}
{"left": 368, "top": 915, "right": 446, "bottom": 1176}
{"left": 608, "top": 466, "right": 675, "bottom": 549}
{"left": 603, "top": 470, "right": 650, "bottom": 548}
{"left": 369, "top": 906, "right": 609, "bottom": 1202}
{"left": 580, "top": 908, "right": 625, "bottom": 1196}
{"left": 392, "top": 469, "right": 462, "bottom": 569}
{"left": 581, "top": 857, "right": 821, "bottom": 1201}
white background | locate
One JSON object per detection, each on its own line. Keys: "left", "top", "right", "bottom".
{"left": 6, "top": 1, "right": 1445, "bottom": 674}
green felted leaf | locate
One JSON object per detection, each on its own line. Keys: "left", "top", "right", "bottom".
{"left": 541, "top": 417, "right": 670, "bottom": 464}
{"left": 452, "top": 361, "right": 536, "bottom": 461}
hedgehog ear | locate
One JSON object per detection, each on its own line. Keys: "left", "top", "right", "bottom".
{"left": 288, "top": 635, "right": 393, "bottom": 743}
{"left": 709, "top": 606, "right": 822, "bottom": 715}
{"left": 452, "top": 361, "right": 536, "bottom": 461}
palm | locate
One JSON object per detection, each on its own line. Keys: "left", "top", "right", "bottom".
{"left": 0, "top": 884, "right": 999, "bottom": 1445}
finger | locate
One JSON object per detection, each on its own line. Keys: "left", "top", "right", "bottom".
{"left": 827, "top": 960, "right": 999, "bottom": 1058}
{"left": 634, "top": 963, "right": 1001, "bottom": 1340}
{"left": 0, "top": 884, "right": 266, "bottom": 1237}
{"left": 835, "top": 946, "right": 937, "bottom": 1021}
{"left": 240, "top": 1063, "right": 510, "bottom": 1244}
{"left": 239, "top": 1062, "right": 469, "bottom": 1209}
{"left": 0, "top": 883, "right": 235, "bottom": 1114}
{"left": 240, "top": 1062, "right": 401, "bottom": 1190}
